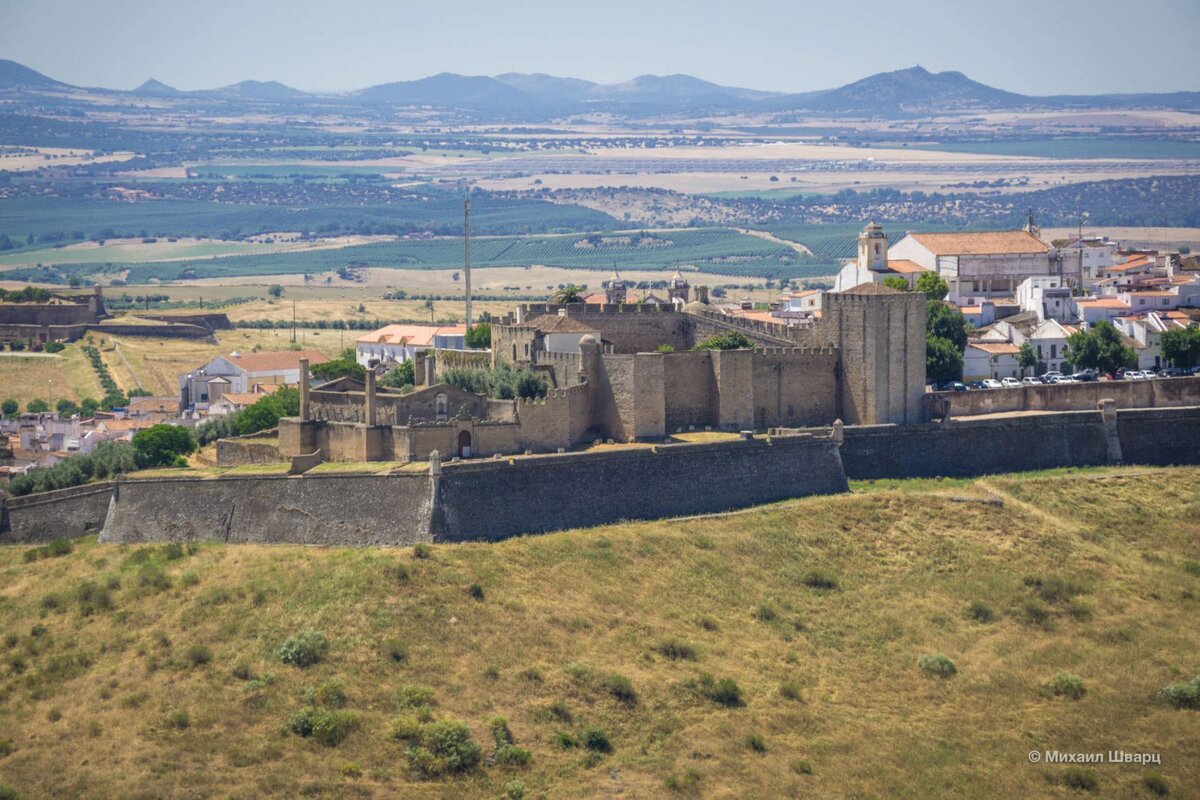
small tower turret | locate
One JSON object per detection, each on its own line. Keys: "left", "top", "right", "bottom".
{"left": 857, "top": 222, "right": 888, "bottom": 272}
{"left": 605, "top": 268, "right": 628, "bottom": 304}
{"left": 667, "top": 270, "right": 690, "bottom": 304}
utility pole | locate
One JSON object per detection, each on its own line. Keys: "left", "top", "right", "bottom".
{"left": 464, "top": 194, "right": 472, "bottom": 328}
{"left": 291, "top": 299, "right": 297, "bottom": 342}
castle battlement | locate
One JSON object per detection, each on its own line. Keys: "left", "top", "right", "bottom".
{"left": 752, "top": 345, "right": 838, "bottom": 356}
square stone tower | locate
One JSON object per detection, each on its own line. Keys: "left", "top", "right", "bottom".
{"left": 819, "top": 283, "right": 927, "bottom": 425}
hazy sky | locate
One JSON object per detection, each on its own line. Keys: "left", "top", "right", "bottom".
{"left": 2, "top": 0, "right": 1198, "bottom": 95}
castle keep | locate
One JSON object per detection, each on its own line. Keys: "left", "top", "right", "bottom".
{"left": 275, "top": 284, "right": 926, "bottom": 465}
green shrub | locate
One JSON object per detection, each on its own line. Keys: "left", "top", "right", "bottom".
{"left": 468, "top": 583, "right": 485, "bottom": 601}
{"left": 163, "top": 710, "right": 190, "bottom": 730}
{"left": 1158, "top": 675, "right": 1200, "bottom": 709}
{"left": 397, "top": 684, "right": 436, "bottom": 710}
{"left": 966, "top": 601, "right": 996, "bottom": 623}
{"left": 582, "top": 726, "right": 611, "bottom": 753}
{"left": 288, "top": 706, "right": 359, "bottom": 746}
{"left": 0, "top": 739, "right": 12, "bottom": 757}
{"left": 412, "top": 543, "right": 432, "bottom": 559}
{"left": 654, "top": 639, "right": 697, "bottom": 661}
{"left": 1183, "top": 560, "right": 1200, "bottom": 577}
{"left": 495, "top": 744, "right": 533, "bottom": 767}
{"left": 184, "top": 644, "right": 212, "bottom": 667}
{"left": 1143, "top": 772, "right": 1170, "bottom": 796}
{"left": 277, "top": 631, "right": 328, "bottom": 668}
{"left": 664, "top": 768, "right": 702, "bottom": 793}
{"left": 752, "top": 604, "right": 777, "bottom": 622}
{"left": 540, "top": 699, "right": 572, "bottom": 723}
{"left": 697, "top": 673, "right": 743, "bottom": 707}
{"left": 1047, "top": 672, "right": 1086, "bottom": 700}
{"left": 136, "top": 566, "right": 172, "bottom": 593}
{"left": 381, "top": 639, "right": 407, "bottom": 663}
{"left": 0, "top": 785, "right": 21, "bottom": 800}
{"left": 230, "top": 662, "right": 253, "bottom": 681}
{"left": 1024, "top": 575, "right": 1087, "bottom": 604}
{"left": 604, "top": 673, "right": 637, "bottom": 705}
{"left": 388, "top": 563, "right": 410, "bottom": 583}
{"left": 39, "top": 593, "right": 63, "bottom": 612}
{"left": 312, "top": 679, "right": 346, "bottom": 708}
{"left": 745, "top": 733, "right": 767, "bottom": 753}
{"left": 74, "top": 581, "right": 113, "bottom": 616}
{"left": 405, "top": 719, "right": 481, "bottom": 776}
{"left": 390, "top": 715, "right": 424, "bottom": 742}
{"left": 504, "top": 780, "right": 526, "bottom": 800}
{"left": 180, "top": 571, "right": 200, "bottom": 588}
{"left": 792, "top": 759, "right": 814, "bottom": 775}
{"left": 1021, "top": 598, "right": 1053, "bottom": 628}
{"left": 801, "top": 570, "right": 838, "bottom": 590}
{"left": 1062, "top": 766, "right": 1098, "bottom": 791}
{"left": 918, "top": 653, "right": 957, "bottom": 678}
{"left": 25, "top": 539, "right": 74, "bottom": 562}
{"left": 161, "top": 542, "right": 186, "bottom": 561}
{"left": 779, "top": 681, "right": 802, "bottom": 701}
{"left": 555, "top": 731, "right": 577, "bottom": 749}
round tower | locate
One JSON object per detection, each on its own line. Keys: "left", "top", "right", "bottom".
{"left": 857, "top": 222, "right": 888, "bottom": 272}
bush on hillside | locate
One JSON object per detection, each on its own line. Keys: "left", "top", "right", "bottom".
{"left": 131, "top": 424, "right": 196, "bottom": 469}
{"left": 918, "top": 653, "right": 957, "bottom": 678}
{"left": 405, "top": 719, "right": 481, "bottom": 776}
{"left": 277, "top": 631, "right": 329, "bottom": 668}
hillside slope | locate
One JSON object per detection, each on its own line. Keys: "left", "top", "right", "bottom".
{"left": 1, "top": 467, "right": 1198, "bottom": 798}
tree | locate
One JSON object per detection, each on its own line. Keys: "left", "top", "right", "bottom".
{"left": 380, "top": 360, "right": 415, "bottom": 388}
{"left": 1, "top": 398, "right": 17, "bottom": 416}
{"left": 926, "top": 337, "right": 963, "bottom": 384}
{"left": 694, "top": 332, "right": 753, "bottom": 351}
{"left": 1161, "top": 324, "right": 1200, "bottom": 369}
{"left": 268, "top": 284, "right": 284, "bottom": 299}
{"left": 1017, "top": 342, "right": 1038, "bottom": 377}
{"left": 926, "top": 301, "right": 968, "bottom": 351}
{"left": 1066, "top": 322, "right": 1137, "bottom": 375}
{"left": 56, "top": 398, "right": 79, "bottom": 416}
{"left": 882, "top": 276, "right": 910, "bottom": 292}
{"left": 310, "top": 348, "right": 366, "bottom": 383}
{"left": 465, "top": 323, "right": 491, "bottom": 349}
{"left": 915, "top": 272, "right": 950, "bottom": 301}
{"left": 236, "top": 387, "right": 300, "bottom": 436}
{"left": 131, "top": 424, "right": 196, "bottom": 469}
{"left": 553, "top": 285, "right": 586, "bottom": 304}
{"left": 26, "top": 399, "right": 49, "bottom": 414}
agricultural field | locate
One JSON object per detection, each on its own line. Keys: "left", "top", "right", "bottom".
{"left": 0, "top": 468, "right": 1197, "bottom": 798}
{"left": 0, "top": 348, "right": 105, "bottom": 411}
{"left": 911, "top": 137, "right": 1200, "bottom": 160}
{"left": 14, "top": 229, "right": 820, "bottom": 285}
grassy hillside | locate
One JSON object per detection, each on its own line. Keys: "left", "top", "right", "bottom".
{"left": 1, "top": 467, "right": 1198, "bottom": 799}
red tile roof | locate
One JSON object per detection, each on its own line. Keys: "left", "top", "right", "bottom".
{"left": 226, "top": 350, "right": 328, "bottom": 372}
{"left": 354, "top": 325, "right": 466, "bottom": 347}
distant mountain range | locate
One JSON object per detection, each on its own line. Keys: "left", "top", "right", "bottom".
{"left": 2, "top": 58, "right": 1198, "bottom": 118}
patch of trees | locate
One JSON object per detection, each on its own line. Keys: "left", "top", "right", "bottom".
{"left": 8, "top": 440, "right": 138, "bottom": 496}
{"left": 442, "top": 364, "right": 547, "bottom": 400}
{"left": 693, "top": 332, "right": 753, "bottom": 351}
{"left": 925, "top": 300, "right": 968, "bottom": 384}
{"left": 1161, "top": 325, "right": 1200, "bottom": 369}
{"left": 310, "top": 349, "right": 366, "bottom": 383}
{"left": 1066, "top": 322, "right": 1137, "bottom": 375}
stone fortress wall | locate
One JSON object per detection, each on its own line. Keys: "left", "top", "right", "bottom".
{"left": 8, "top": 405, "right": 1200, "bottom": 546}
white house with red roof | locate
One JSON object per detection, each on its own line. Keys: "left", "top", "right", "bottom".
{"left": 179, "top": 349, "right": 327, "bottom": 412}
{"left": 354, "top": 324, "right": 469, "bottom": 368}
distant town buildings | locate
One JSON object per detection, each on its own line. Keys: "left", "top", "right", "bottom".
{"left": 179, "top": 350, "right": 326, "bottom": 413}
{"left": 354, "top": 324, "right": 469, "bottom": 368}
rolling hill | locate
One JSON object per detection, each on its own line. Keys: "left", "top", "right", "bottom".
{"left": 4, "top": 57, "right": 1200, "bottom": 117}
{"left": 0, "top": 467, "right": 1197, "bottom": 798}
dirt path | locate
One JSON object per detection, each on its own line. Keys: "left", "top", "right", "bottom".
{"left": 733, "top": 227, "right": 814, "bottom": 257}
{"left": 112, "top": 341, "right": 144, "bottom": 391}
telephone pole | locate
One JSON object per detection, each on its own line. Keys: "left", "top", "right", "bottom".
{"left": 464, "top": 194, "right": 473, "bottom": 328}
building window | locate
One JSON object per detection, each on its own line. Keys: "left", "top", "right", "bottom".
{"left": 1050, "top": 344, "right": 1057, "bottom": 359}
{"left": 435, "top": 393, "right": 448, "bottom": 419}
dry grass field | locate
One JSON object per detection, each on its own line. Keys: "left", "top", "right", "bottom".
{"left": 0, "top": 349, "right": 104, "bottom": 409}
{"left": 0, "top": 467, "right": 1197, "bottom": 799}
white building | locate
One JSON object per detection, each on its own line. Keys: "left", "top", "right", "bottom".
{"left": 887, "top": 229, "right": 1069, "bottom": 305}
{"left": 355, "top": 324, "right": 469, "bottom": 368}
{"left": 522, "top": 314, "right": 602, "bottom": 354}
{"left": 963, "top": 342, "right": 1021, "bottom": 381}
{"left": 179, "top": 350, "right": 326, "bottom": 412}
{"left": 783, "top": 289, "right": 823, "bottom": 316}
{"left": 1058, "top": 236, "right": 1119, "bottom": 286}
{"left": 833, "top": 223, "right": 930, "bottom": 292}
{"left": 1016, "top": 275, "right": 1073, "bottom": 322}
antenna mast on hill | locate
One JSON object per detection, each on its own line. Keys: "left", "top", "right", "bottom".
{"left": 464, "top": 194, "right": 473, "bottom": 328}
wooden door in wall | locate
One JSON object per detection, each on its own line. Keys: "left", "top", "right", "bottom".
{"left": 458, "top": 430, "right": 472, "bottom": 458}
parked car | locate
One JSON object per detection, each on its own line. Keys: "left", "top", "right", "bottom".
{"left": 1123, "top": 370, "right": 1146, "bottom": 381}
{"left": 1021, "top": 376, "right": 1041, "bottom": 386}
{"left": 982, "top": 379, "right": 1002, "bottom": 389}
{"left": 1071, "top": 370, "right": 1098, "bottom": 382}
{"left": 1042, "top": 371, "right": 1064, "bottom": 382}
{"left": 967, "top": 381, "right": 985, "bottom": 390}
{"left": 1001, "top": 377, "right": 1021, "bottom": 388}
{"left": 1159, "top": 367, "right": 1185, "bottom": 378}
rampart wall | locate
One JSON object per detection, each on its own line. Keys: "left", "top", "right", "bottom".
{"left": 0, "top": 482, "right": 115, "bottom": 543}
{"left": 931, "top": 377, "right": 1200, "bottom": 417}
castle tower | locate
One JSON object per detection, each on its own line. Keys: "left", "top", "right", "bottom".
{"left": 667, "top": 270, "right": 690, "bottom": 304}
{"left": 857, "top": 223, "right": 888, "bottom": 272}
{"left": 605, "top": 268, "right": 628, "bottom": 304}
